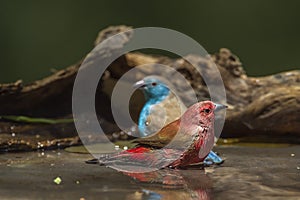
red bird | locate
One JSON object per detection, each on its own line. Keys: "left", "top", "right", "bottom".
{"left": 97, "top": 101, "right": 226, "bottom": 171}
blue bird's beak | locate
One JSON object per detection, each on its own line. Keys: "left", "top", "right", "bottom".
{"left": 133, "top": 80, "right": 146, "bottom": 89}
{"left": 214, "top": 103, "right": 228, "bottom": 112}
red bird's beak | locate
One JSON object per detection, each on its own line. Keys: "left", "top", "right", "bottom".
{"left": 214, "top": 103, "right": 227, "bottom": 112}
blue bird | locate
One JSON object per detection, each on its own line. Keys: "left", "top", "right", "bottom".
{"left": 133, "top": 76, "right": 224, "bottom": 165}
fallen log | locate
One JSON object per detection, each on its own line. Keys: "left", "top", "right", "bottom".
{"left": 0, "top": 25, "right": 299, "bottom": 152}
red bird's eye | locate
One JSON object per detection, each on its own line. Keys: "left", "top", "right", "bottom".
{"left": 152, "top": 82, "right": 157, "bottom": 86}
{"left": 203, "top": 109, "right": 211, "bottom": 114}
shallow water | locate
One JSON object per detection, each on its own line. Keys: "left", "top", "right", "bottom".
{"left": 0, "top": 145, "right": 299, "bottom": 200}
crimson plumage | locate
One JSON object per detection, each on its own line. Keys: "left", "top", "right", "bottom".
{"left": 98, "top": 101, "right": 223, "bottom": 169}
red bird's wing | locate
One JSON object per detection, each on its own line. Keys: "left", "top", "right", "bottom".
{"left": 133, "top": 119, "right": 181, "bottom": 148}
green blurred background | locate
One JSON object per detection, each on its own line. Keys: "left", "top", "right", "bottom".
{"left": 0, "top": 0, "right": 299, "bottom": 83}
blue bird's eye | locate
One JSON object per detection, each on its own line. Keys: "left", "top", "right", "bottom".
{"left": 151, "top": 82, "right": 157, "bottom": 86}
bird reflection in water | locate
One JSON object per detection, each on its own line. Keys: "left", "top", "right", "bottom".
{"left": 123, "top": 169, "right": 212, "bottom": 200}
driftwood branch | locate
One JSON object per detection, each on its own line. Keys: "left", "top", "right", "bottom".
{"left": 0, "top": 25, "right": 299, "bottom": 151}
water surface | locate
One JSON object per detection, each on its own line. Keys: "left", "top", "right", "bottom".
{"left": 0, "top": 145, "right": 299, "bottom": 199}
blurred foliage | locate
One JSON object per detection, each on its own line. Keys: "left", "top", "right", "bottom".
{"left": 0, "top": 0, "right": 299, "bottom": 83}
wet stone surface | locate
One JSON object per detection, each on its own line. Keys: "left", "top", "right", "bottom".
{"left": 0, "top": 145, "right": 299, "bottom": 200}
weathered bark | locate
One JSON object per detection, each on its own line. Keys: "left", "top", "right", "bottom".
{"left": 0, "top": 25, "right": 299, "bottom": 152}
{"left": 121, "top": 51, "right": 300, "bottom": 138}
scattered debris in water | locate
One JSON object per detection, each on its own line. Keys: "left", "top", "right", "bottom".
{"left": 53, "top": 177, "right": 62, "bottom": 185}
{"left": 102, "top": 185, "right": 109, "bottom": 192}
